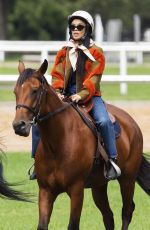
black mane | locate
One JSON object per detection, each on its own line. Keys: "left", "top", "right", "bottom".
{"left": 17, "top": 68, "right": 49, "bottom": 86}
{"left": 17, "top": 68, "right": 36, "bottom": 85}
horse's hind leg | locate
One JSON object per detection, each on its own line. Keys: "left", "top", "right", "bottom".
{"left": 91, "top": 184, "right": 114, "bottom": 230}
{"left": 37, "top": 187, "right": 56, "bottom": 230}
{"left": 67, "top": 181, "right": 84, "bottom": 230}
{"left": 119, "top": 178, "right": 135, "bottom": 230}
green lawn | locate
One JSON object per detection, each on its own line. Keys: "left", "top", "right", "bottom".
{"left": 1, "top": 63, "right": 150, "bottom": 75}
{"left": 1, "top": 82, "right": 150, "bottom": 101}
{"left": 101, "top": 82, "right": 150, "bottom": 100}
{"left": 103, "top": 64, "right": 150, "bottom": 75}
{"left": 0, "top": 152, "right": 149, "bottom": 230}
{"left": 0, "top": 67, "right": 19, "bottom": 75}
{"left": 0, "top": 65, "right": 51, "bottom": 75}
{"left": 1, "top": 63, "right": 150, "bottom": 101}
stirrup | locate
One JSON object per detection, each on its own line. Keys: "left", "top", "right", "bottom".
{"left": 104, "top": 159, "right": 121, "bottom": 180}
{"left": 28, "top": 163, "right": 36, "bottom": 180}
{"left": 109, "top": 159, "right": 121, "bottom": 177}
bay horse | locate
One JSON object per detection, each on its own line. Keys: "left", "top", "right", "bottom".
{"left": 13, "top": 59, "right": 150, "bottom": 230}
{"left": 0, "top": 138, "right": 31, "bottom": 201}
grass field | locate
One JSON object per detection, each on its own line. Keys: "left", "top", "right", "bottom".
{"left": 1, "top": 82, "right": 150, "bottom": 101}
{"left": 1, "top": 62, "right": 150, "bottom": 101}
{"left": 0, "top": 152, "right": 149, "bottom": 230}
{"left": 0, "top": 62, "right": 150, "bottom": 75}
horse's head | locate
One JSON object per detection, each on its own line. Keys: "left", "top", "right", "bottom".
{"left": 12, "top": 59, "right": 48, "bottom": 137}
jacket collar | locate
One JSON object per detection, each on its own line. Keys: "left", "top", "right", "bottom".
{"left": 66, "top": 39, "right": 95, "bottom": 71}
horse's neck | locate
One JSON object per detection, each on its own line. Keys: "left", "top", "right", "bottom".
{"left": 39, "top": 91, "right": 72, "bottom": 154}
{"left": 44, "top": 89, "right": 63, "bottom": 113}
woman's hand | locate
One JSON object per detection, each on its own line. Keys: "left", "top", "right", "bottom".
{"left": 70, "top": 94, "right": 81, "bottom": 103}
{"left": 57, "top": 93, "right": 65, "bottom": 100}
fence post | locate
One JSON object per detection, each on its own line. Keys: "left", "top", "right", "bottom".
{"left": 0, "top": 51, "right": 5, "bottom": 61}
{"left": 120, "top": 49, "right": 127, "bottom": 94}
{"left": 40, "top": 50, "right": 49, "bottom": 75}
{"left": 41, "top": 50, "right": 48, "bottom": 63}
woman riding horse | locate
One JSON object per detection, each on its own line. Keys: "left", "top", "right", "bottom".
{"left": 13, "top": 58, "right": 150, "bottom": 230}
{"left": 30, "top": 10, "right": 120, "bottom": 180}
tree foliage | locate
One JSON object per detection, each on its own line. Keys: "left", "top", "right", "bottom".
{"left": 0, "top": 0, "right": 9, "bottom": 39}
{"left": 5, "top": 0, "right": 150, "bottom": 40}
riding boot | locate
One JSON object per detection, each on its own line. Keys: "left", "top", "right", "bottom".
{"left": 105, "top": 158, "right": 121, "bottom": 180}
{"left": 28, "top": 164, "right": 36, "bottom": 180}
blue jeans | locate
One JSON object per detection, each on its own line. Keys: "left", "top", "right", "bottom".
{"left": 90, "top": 96, "right": 117, "bottom": 158}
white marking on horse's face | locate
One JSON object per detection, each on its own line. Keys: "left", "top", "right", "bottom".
{"left": 21, "top": 84, "right": 24, "bottom": 88}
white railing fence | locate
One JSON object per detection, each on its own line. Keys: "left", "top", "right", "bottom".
{"left": 0, "top": 41, "right": 150, "bottom": 94}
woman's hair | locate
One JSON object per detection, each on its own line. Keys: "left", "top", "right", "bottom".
{"left": 76, "top": 37, "right": 89, "bottom": 82}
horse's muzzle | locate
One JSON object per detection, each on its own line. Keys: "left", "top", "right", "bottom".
{"left": 12, "top": 120, "right": 31, "bottom": 137}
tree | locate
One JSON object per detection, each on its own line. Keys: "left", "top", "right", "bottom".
{"left": 5, "top": 0, "right": 150, "bottom": 41}
{"left": 0, "top": 0, "right": 16, "bottom": 39}
{"left": 7, "top": 0, "right": 74, "bottom": 40}
{"left": 0, "top": 0, "right": 7, "bottom": 39}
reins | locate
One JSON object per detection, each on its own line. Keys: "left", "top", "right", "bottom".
{"left": 37, "top": 103, "right": 71, "bottom": 123}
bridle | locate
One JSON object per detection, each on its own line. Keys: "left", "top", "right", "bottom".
{"left": 16, "top": 77, "right": 71, "bottom": 125}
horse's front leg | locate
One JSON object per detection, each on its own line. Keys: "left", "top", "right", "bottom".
{"left": 37, "top": 187, "right": 56, "bottom": 230}
{"left": 67, "top": 181, "right": 84, "bottom": 230}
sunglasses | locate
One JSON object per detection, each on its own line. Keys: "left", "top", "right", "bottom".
{"left": 69, "top": 24, "right": 86, "bottom": 31}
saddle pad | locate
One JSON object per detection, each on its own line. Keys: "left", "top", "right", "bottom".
{"left": 113, "top": 121, "right": 121, "bottom": 138}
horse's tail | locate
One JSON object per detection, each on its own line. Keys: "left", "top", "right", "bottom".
{"left": 136, "top": 154, "right": 150, "bottom": 195}
{"left": 0, "top": 159, "right": 32, "bottom": 202}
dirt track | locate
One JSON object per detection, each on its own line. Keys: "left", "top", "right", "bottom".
{"left": 0, "top": 101, "right": 150, "bottom": 153}
{"left": 0, "top": 102, "right": 31, "bottom": 152}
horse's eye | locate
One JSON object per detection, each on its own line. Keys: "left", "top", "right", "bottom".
{"left": 32, "top": 89, "right": 38, "bottom": 94}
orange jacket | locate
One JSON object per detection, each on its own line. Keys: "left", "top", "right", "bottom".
{"left": 51, "top": 44, "right": 105, "bottom": 102}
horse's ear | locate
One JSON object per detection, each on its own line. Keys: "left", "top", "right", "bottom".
{"left": 18, "top": 60, "right": 25, "bottom": 74}
{"left": 37, "top": 59, "right": 48, "bottom": 76}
